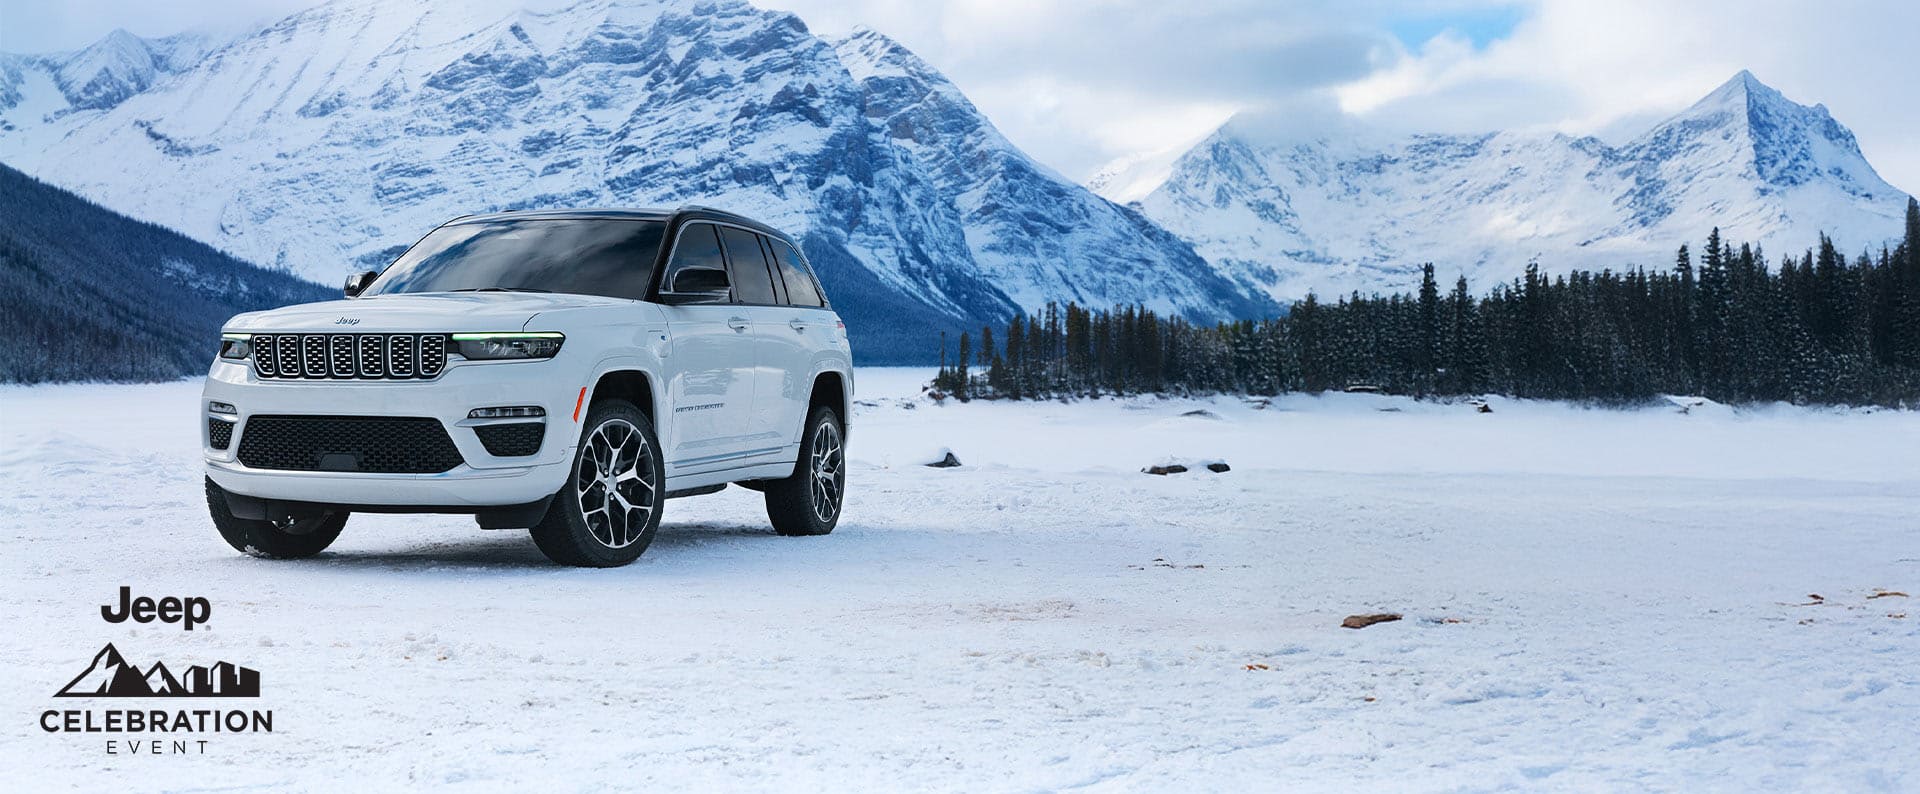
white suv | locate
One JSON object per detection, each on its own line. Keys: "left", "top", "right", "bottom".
{"left": 202, "top": 207, "right": 852, "bottom": 567}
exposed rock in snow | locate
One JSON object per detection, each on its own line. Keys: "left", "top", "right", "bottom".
{"left": 1341, "top": 613, "right": 1403, "bottom": 630}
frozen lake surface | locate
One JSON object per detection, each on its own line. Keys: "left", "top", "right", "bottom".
{"left": 3, "top": 370, "right": 1917, "bottom": 790}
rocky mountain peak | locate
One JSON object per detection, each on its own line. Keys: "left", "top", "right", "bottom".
{"left": 1632, "top": 70, "right": 1868, "bottom": 188}
{"left": 0, "top": 0, "right": 1270, "bottom": 360}
{"left": 1133, "top": 69, "right": 1910, "bottom": 303}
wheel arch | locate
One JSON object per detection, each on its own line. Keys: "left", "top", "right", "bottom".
{"left": 586, "top": 368, "right": 658, "bottom": 421}
{"left": 809, "top": 369, "right": 849, "bottom": 432}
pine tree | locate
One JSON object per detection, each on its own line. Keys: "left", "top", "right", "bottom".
{"left": 1445, "top": 274, "right": 1485, "bottom": 393}
{"left": 1004, "top": 316, "right": 1025, "bottom": 399}
{"left": 1029, "top": 312, "right": 1044, "bottom": 395}
{"left": 955, "top": 331, "right": 971, "bottom": 400}
{"left": 1417, "top": 263, "right": 1440, "bottom": 394}
{"left": 948, "top": 222, "right": 1914, "bottom": 406}
{"left": 1895, "top": 198, "right": 1920, "bottom": 371}
{"left": 981, "top": 325, "right": 1000, "bottom": 396}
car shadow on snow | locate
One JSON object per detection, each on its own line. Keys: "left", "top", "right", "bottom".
{"left": 298, "top": 535, "right": 553, "bottom": 570}
{"left": 648, "top": 521, "right": 784, "bottom": 548}
{"left": 278, "top": 521, "right": 811, "bottom": 572}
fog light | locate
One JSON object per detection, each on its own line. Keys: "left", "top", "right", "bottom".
{"left": 468, "top": 406, "right": 545, "bottom": 419}
{"left": 208, "top": 401, "right": 238, "bottom": 415}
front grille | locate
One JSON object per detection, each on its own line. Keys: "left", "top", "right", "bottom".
{"left": 390, "top": 335, "right": 415, "bottom": 377}
{"left": 250, "top": 334, "right": 450, "bottom": 380}
{"left": 474, "top": 422, "right": 545, "bottom": 457}
{"left": 208, "top": 418, "right": 234, "bottom": 450}
{"left": 237, "top": 415, "right": 464, "bottom": 473}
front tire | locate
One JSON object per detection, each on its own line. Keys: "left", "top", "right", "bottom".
{"left": 205, "top": 478, "right": 347, "bottom": 559}
{"left": 765, "top": 406, "right": 845, "bottom": 536}
{"left": 529, "top": 400, "right": 664, "bottom": 567}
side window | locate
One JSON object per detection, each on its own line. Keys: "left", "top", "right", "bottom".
{"left": 769, "top": 239, "right": 825, "bottom": 307}
{"left": 719, "top": 226, "right": 777, "bottom": 305}
{"left": 664, "top": 223, "right": 729, "bottom": 296}
{"left": 756, "top": 234, "right": 788, "bottom": 305}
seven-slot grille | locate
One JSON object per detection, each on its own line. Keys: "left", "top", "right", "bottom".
{"left": 251, "top": 334, "right": 448, "bottom": 380}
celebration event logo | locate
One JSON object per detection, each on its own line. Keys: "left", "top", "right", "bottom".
{"left": 38, "top": 588, "right": 274, "bottom": 755}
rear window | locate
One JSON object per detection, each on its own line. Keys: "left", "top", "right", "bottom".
{"left": 364, "top": 219, "right": 665, "bottom": 300}
{"left": 719, "top": 226, "right": 777, "bottom": 304}
{"left": 769, "top": 239, "right": 825, "bottom": 307}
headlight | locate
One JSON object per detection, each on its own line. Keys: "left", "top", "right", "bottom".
{"left": 218, "top": 333, "right": 252, "bottom": 360}
{"left": 453, "top": 332, "right": 564, "bottom": 360}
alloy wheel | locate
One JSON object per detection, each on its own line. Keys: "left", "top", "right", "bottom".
{"left": 809, "top": 419, "right": 844, "bottom": 523}
{"left": 575, "top": 418, "right": 657, "bottom": 548}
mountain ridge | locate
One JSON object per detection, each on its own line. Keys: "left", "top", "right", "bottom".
{"left": 0, "top": 163, "right": 332, "bottom": 383}
{"left": 1117, "top": 70, "right": 1912, "bottom": 301}
{"left": 0, "top": 0, "right": 1274, "bottom": 360}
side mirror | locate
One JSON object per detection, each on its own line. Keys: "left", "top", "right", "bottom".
{"left": 344, "top": 270, "right": 379, "bottom": 298}
{"left": 658, "top": 267, "right": 731, "bottom": 305}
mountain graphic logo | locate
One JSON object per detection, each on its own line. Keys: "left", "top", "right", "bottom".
{"left": 55, "top": 643, "right": 259, "bottom": 698}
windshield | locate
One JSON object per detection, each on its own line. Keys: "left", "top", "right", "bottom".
{"left": 362, "top": 219, "right": 665, "bottom": 300}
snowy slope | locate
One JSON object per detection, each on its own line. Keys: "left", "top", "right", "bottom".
{"left": 0, "top": 163, "right": 332, "bottom": 383}
{"left": 1121, "top": 71, "right": 1914, "bottom": 302}
{"left": 3, "top": 374, "right": 1917, "bottom": 788}
{"left": 0, "top": 0, "right": 1273, "bottom": 360}
{"left": 0, "top": 29, "right": 214, "bottom": 118}
{"left": 832, "top": 29, "right": 1271, "bottom": 320}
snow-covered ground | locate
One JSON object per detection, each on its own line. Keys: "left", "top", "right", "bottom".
{"left": 2, "top": 368, "right": 1917, "bottom": 790}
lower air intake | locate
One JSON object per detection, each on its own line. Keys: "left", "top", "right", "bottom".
{"left": 208, "top": 418, "right": 234, "bottom": 450}
{"left": 474, "top": 422, "right": 545, "bottom": 457}
{"left": 236, "top": 416, "right": 464, "bottom": 473}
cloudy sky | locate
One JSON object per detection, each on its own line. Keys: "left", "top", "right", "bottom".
{"left": 4, "top": 0, "right": 1915, "bottom": 193}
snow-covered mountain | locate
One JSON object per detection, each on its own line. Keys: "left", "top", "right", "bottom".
{"left": 0, "top": 0, "right": 1273, "bottom": 359}
{"left": 831, "top": 30, "right": 1268, "bottom": 320}
{"left": 1114, "top": 71, "right": 1913, "bottom": 302}
{"left": 0, "top": 29, "right": 213, "bottom": 118}
{"left": 1, "top": 163, "right": 331, "bottom": 383}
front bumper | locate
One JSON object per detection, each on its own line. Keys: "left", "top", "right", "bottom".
{"left": 202, "top": 359, "right": 580, "bottom": 507}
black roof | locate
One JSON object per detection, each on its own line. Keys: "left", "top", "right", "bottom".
{"left": 448, "top": 207, "right": 673, "bottom": 224}
{"left": 446, "top": 205, "right": 788, "bottom": 240}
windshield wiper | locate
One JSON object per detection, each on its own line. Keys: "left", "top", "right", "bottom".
{"left": 451, "top": 286, "right": 552, "bottom": 293}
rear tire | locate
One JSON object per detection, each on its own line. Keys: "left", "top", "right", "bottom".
{"left": 765, "top": 406, "right": 845, "bottom": 536}
{"left": 529, "top": 400, "right": 664, "bottom": 567}
{"left": 205, "top": 478, "right": 347, "bottom": 559}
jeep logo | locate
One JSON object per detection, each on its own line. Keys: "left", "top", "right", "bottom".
{"left": 101, "top": 586, "right": 212, "bottom": 631}
{"left": 335, "top": 317, "right": 360, "bottom": 325}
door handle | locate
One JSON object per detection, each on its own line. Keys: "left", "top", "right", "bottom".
{"left": 788, "top": 319, "right": 810, "bottom": 331}
{"left": 727, "top": 317, "right": 750, "bottom": 332}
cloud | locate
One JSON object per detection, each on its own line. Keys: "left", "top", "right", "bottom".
{"left": 6, "top": 0, "right": 1914, "bottom": 194}
{"left": 758, "top": 0, "right": 1406, "bottom": 180}
{"left": 1335, "top": 0, "right": 1920, "bottom": 191}
{"left": 769, "top": 0, "right": 1919, "bottom": 193}
{"left": 0, "top": 0, "right": 320, "bottom": 51}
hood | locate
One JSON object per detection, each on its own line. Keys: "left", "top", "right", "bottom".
{"left": 224, "top": 292, "right": 633, "bottom": 333}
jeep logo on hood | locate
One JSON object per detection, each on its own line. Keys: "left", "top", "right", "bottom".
{"left": 334, "top": 317, "right": 360, "bottom": 325}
